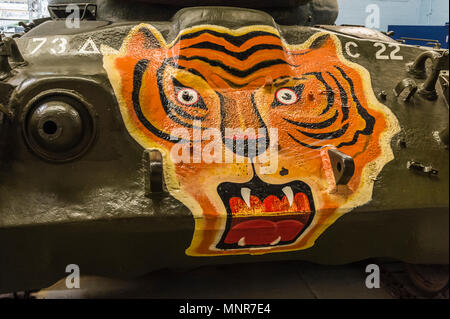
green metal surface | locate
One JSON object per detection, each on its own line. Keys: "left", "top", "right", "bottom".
{"left": 0, "top": 4, "right": 448, "bottom": 293}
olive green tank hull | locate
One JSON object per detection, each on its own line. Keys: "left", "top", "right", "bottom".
{"left": 0, "top": 5, "right": 448, "bottom": 292}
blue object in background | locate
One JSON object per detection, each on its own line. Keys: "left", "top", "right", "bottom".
{"left": 388, "top": 23, "right": 449, "bottom": 49}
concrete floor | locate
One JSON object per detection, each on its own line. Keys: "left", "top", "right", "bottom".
{"left": 35, "top": 260, "right": 394, "bottom": 299}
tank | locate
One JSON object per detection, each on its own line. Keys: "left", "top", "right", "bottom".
{"left": 0, "top": 0, "right": 448, "bottom": 294}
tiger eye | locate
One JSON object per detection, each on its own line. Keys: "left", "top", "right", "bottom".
{"left": 182, "top": 92, "right": 193, "bottom": 101}
{"left": 282, "top": 92, "right": 292, "bottom": 100}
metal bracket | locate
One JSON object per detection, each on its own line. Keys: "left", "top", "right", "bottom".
{"left": 143, "top": 149, "right": 167, "bottom": 196}
{"left": 1, "top": 37, "right": 25, "bottom": 63}
{"left": 378, "top": 90, "right": 387, "bottom": 101}
{"left": 327, "top": 148, "right": 355, "bottom": 185}
{"left": 394, "top": 78, "right": 418, "bottom": 102}
{"left": 407, "top": 160, "right": 438, "bottom": 176}
{"left": 406, "top": 50, "right": 449, "bottom": 101}
{"left": 406, "top": 51, "right": 441, "bottom": 79}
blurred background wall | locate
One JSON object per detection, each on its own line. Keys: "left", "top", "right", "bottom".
{"left": 336, "top": 0, "right": 449, "bottom": 31}
{"left": 0, "top": 0, "right": 48, "bottom": 31}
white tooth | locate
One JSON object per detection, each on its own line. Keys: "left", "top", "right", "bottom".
{"left": 282, "top": 186, "right": 294, "bottom": 206}
{"left": 241, "top": 188, "right": 251, "bottom": 208}
{"left": 238, "top": 237, "right": 246, "bottom": 246}
{"left": 270, "top": 236, "right": 281, "bottom": 246}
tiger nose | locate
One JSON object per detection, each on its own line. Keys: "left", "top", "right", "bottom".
{"left": 220, "top": 95, "right": 269, "bottom": 158}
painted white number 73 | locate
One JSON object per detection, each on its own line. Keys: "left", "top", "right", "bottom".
{"left": 30, "top": 38, "right": 47, "bottom": 55}
{"left": 30, "top": 37, "right": 68, "bottom": 55}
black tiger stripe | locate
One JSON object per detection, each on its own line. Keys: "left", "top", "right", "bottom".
{"left": 177, "top": 55, "right": 291, "bottom": 78}
{"left": 182, "top": 42, "right": 284, "bottom": 61}
{"left": 304, "top": 72, "right": 334, "bottom": 115}
{"left": 287, "top": 133, "right": 322, "bottom": 150}
{"left": 138, "top": 27, "right": 163, "bottom": 49}
{"left": 157, "top": 62, "right": 207, "bottom": 129}
{"left": 287, "top": 50, "right": 312, "bottom": 56}
{"left": 283, "top": 110, "right": 338, "bottom": 129}
{"left": 297, "top": 123, "right": 349, "bottom": 140}
{"left": 274, "top": 79, "right": 290, "bottom": 87}
{"left": 218, "top": 74, "right": 300, "bottom": 89}
{"left": 165, "top": 58, "right": 208, "bottom": 82}
{"left": 216, "top": 75, "right": 255, "bottom": 89}
{"left": 286, "top": 68, "right": 376, "bottom": 149}
{"left": 334, "top": 65, "right": 375, "bottom": 148}
{"left": 168, "top": 102, "right": 207, "bottom": 121}
{"left": 326, "top": 71, "right": 349, "bottom": 122}
{"left": 132, "top": 59, "right": 191, "bottom": 143}
{"left": 287, "top": 68, "right": 376, "bottom": 149}
{"left": 175, "top": 30, "right": 281, "bottom": 47}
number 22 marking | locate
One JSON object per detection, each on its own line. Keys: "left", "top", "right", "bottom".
{"left": 374, "top": 42, "right": 403, "bottom": 60}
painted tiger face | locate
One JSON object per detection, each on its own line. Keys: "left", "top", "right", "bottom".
{"left": 103, "top": 24, "right": 399, "bottom": 256}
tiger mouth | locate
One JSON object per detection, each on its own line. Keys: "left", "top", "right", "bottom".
{"left": 216, "top": 176, "right": 315, "bottom": 249}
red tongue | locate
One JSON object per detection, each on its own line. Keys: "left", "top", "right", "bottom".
{"left": 225, "top": 192, "right": 311, "bottom": 246}
{"left": 223, "top": 219, "right": 305, "bottom": 245}
{"left": 224, "top": 220, "right": 277, "bottom": 245}
{"left": 276, "top": 220, "right": 304, "bottom": 241}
